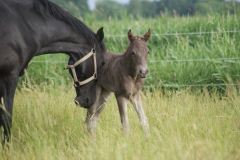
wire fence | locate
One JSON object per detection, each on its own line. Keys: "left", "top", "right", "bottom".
{"left": 29, "top": 30, "right": 240, "bottom": 88}
{"left": 31, "top": 57, "right": 240, "bottom": 63}
{"left": 149, "top": 57, "right": 240, "bottom": 63}
{"left": 105, "top": 30, "right": 240, "bottom": 37}
{"left": 29, "top": 58, "right": 240, "bottom": 88}
{"left": 144, "top": 83, "right": 239, "bottom": 89}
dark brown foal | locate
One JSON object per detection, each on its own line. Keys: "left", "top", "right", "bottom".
{"left": 86, "top": 29, "right": 151, "bottom": 136}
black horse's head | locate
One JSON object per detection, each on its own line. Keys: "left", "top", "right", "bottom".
{"left": 68, "top": 27, "right": 106, "bottom": 108}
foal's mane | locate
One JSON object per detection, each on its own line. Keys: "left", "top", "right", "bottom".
{"left": 34, "top": 0, "right": 105, "bottom": 50}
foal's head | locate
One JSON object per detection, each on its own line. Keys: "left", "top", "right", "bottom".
{"left": 126, "top": 29, "right": 151, "bottom": 78}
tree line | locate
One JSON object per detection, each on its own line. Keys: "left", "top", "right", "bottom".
{"left": 51, "top": 0, "right": 240, "bottom": 19}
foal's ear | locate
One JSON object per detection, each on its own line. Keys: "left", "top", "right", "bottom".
{"left": 128, "top": 29, "right": 133, "bottom": 42}
{"left": 96, "top": 27, "right": 104, "bottom": 42}
{"left": 143, "top": 29, "right": 151, "bottom": 42}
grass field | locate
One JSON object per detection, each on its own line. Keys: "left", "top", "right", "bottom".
{"left": 1, "top": 85, "right": 240, "bottom": 159}
{"left": 1, "top": 14, "right": 240, "bottom": 159}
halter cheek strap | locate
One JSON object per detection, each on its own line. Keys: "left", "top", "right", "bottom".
{"left": 66, "top": 48, "right": 97, "bottom": 87}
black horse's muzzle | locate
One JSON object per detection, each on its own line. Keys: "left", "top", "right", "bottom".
{"left": 74, "top": 96, "right": 93, "bottom": 108}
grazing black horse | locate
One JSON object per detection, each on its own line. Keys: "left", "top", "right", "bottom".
{"left": 0, "top": 0, "right": 106, "bottom": 146}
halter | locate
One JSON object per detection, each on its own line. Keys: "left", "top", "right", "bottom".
{"left": 66, "top": 48, "right": 97, "bottom": 87}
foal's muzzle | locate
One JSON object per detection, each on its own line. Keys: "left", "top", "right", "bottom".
{"left": 139, "top": 68, "right": 149, "bottom": 78}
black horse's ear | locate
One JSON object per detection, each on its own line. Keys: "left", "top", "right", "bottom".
{"left": 96, "top": 27, "right": 104, "bottom": 42}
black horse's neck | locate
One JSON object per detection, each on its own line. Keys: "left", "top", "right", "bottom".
{"left": 34, "top": 0, "right": 96, "bottom": 43}
{"left": 32, "top": 0, "right": 99, "bottom": 57}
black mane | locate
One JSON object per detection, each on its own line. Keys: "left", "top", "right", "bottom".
{"left": 34, "top": 0, "right": 104, "bottom": 50}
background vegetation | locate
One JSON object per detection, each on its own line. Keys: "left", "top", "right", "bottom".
{"left": 51, "top": 0, "right": 240, "bottom": 20}
{"left": 19, "top": 13, "right": 240, "bottom": 93}
{"left": 17, "top": 0, "right": 240, "bottom": 93}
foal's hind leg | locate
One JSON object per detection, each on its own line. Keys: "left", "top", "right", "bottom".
{"left": 130, "top": 92, "right": 149, "bottom": 136}
{"left": 86, "top": 86, "right": 111, "bottom": 135}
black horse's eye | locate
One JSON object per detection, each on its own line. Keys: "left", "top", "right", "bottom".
{"left": 147, "top": 51, "right": 150, "bottom": 54}
{"left": 131, "top": 51, "right": 135, "bottom": 55}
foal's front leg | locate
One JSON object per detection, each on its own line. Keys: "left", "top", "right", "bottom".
{"left": 116, "top": 95, "right": 130, "bottom": 133}
{"left": 130, "top": 92, "right": 149, "bottom": 136}
{"left": 86, "top": 86, "right": 111, "bottom": 135}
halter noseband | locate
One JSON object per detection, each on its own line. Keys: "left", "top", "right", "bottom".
{"left": 66, "top": 48, "right": 97, "bottom": 87}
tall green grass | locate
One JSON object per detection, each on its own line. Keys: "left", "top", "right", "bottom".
{"left": 1, "top": 85, "right": 239, "bottom": 159}
{"left": 4, "top": 14, "right": 240, "bottom": 159}
{"left": 19, "top": 14, "right": 240, "bottom": 92}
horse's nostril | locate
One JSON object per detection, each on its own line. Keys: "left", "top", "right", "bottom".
{"left": 140, "top": 69, "right": 148, "bottom": 75}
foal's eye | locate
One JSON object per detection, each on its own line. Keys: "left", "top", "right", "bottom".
{"left": 147, "top": 51, "right": 150, "bottom": 54}
{"left": 131, "top": 51, "right": 135, "bottom": 55}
